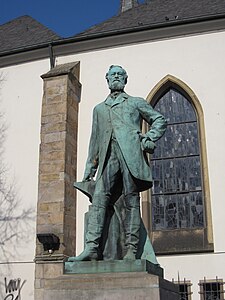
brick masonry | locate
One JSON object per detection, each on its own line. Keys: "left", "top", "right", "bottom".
{"left": 35, "top": 61, "right": 81, "bottom": 263}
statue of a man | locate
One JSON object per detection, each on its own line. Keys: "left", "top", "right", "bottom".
{"left": 71, "top": 65, "right": 166, "bottom": 261}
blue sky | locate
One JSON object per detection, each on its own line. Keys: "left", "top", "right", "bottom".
{"left": 1, "top": 0, "right": 121, "bottom": 37}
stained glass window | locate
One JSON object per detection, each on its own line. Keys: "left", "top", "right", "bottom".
{"left": 151, "top": 88, "right": 204, "bottom": 230}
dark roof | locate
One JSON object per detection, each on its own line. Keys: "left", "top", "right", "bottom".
{"left": 76, "top": 0, "right": 225, "bottom": 36}
{"left": 0, "top": 15, "right": 61, "bottom": 53}
{"left": 1, "top": 1, "right": 225, "bottom": 56}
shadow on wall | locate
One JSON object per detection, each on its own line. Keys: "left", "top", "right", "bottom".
{"left": 0, "top": 74, "right": 35, "bottom": 298}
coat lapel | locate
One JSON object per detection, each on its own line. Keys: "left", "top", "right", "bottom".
{"left": 105, "top": 92, "right": 128, "bottom": 107}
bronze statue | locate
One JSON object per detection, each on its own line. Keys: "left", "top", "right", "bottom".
{"left": 69, "top": 65, "right": 166, "bottom": 261}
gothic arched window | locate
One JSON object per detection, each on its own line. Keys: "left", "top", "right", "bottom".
{"left": 152, "top": 88, "right": 203, "bottom": 230}
{"left": 145, "top": 75, "right": 213, "bottom": 254}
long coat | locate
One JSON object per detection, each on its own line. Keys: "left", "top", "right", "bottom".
{"left": 84, "top": 92, "right": 166, "bottom": 191}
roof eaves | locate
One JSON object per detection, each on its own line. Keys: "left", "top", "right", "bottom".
{"left": 60, "top": 12, "right": 225, "bottom": 43}
{"left": 0, "top": 38, "right": 61, "bottom": 57}
{"left": 1, "top": 12, "right": 225, "bottom": 58}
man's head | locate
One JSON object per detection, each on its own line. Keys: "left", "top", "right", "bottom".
{"left": 105, "top": 65, "right": 128, "bottom": 92}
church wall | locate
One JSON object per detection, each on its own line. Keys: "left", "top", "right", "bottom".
{"left": 0, "top": 28, "right": 225, "bottom": 299}
{"left": 0, "top": 59, "right": 50, "bottom": 299}
{"left": 56, "top": 29, "right": 225, "bottom": 253}
{"left": 56, "top": 29, "right": 225, "bottom": 298}
{"left": 158, "top": 252, "right": 225, "bottom": 298}
{"left": 0, "top": 263, "right": 34, "bottom": 299}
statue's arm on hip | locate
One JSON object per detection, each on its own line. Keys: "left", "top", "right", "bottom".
{"left": 137, "top": 98, "right": 167, "bottom": 153}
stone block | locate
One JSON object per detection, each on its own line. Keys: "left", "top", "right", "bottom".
{"left": 41, "top": 114, "right": 64, "bottom": 125}
{"left": 39, "top": 161, "right": 65, "bottom": 174}
{"left": 64, "top": 199, "right": 76, "bottom": 214}
{"left": 39, "top": 150, "right": 65, "bottom": 163}
{"left": 40, "top": 140, "right": 65, "bottom": 152}
{"left": 67, "top": 105, "right": 78, "bottom": 123}
{"left": 66, "top": 163, "right": 76, "bottom": 177}
{"left": 43, "top": 262, "right": 64, "bottom": 278}
{"left": 37, "top": 212, "right": 64, "bottom": 226}
{"left": 66, "top": 130, "right": 78, "bottom": 144}
{"left": 34, "top": 288, "right": 44, "bottom": 300}
{"left": 37, "top": 224, "right": 65, "bottom": 235}
{"left": 41, "top": 102, "right": 67, "bottom": 116}
{"left": 36, "top": 243, "right": 44, "bottom": 256}
{"left": 43, "top": 132, "right": 66, "bottom": 144}
{"left": 38, "top": 183, "right": 65, "bottom": 203}
{"left": 41, "top": 272, "right": 179, "bottom": 300}
{"left": 35, "top": 279, "right": 45, "bottom": 289}
{"left": 46, "top": 288, "right": 159, "bottom": 300}
{"left": 39, "top": 173, "right": 60, "bottom": 183}
{"left": 35, "top": 263, "right": 44, "bottom": 279}
{"left": 38, "top": 202, "right": 63, "bottom": 213}
{"left": 46, "top": 84, "right": 66, "bottom": 97}
{"left": 41, "top": 122, "right": 67, "bottom": 134}
{"left": 38, "top": 181, "right": 65, "bottom": 203}
{"left": 45, "top": 77, "right": 67, "bottom": 89}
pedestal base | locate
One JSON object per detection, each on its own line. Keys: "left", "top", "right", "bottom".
{"left": 35, "top": 260, "right": 179, "bottom": 300}
{"left": 41, "top": 272, "right": 179, "bottom": 300}
{"left": 65, "top": 259, "right": 163, "bottom": 277}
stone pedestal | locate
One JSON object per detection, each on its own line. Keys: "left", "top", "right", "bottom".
{"left": 37, "top": 271, "right": 179, "bottom": 300}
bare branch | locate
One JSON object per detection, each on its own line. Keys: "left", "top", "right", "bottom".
{"left": 0, "top": 73, "right": 35, "bottom": 262}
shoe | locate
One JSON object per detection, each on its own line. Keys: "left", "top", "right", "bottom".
{"left": 123, "top": 248, "right": 136, "bottom": 260}
{"left": 67, "top": 247, "right": 98, "bottom": 262}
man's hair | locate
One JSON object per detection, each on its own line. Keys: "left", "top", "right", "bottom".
{"left": 105, "top": 65, "right": 128, "bottom": 84}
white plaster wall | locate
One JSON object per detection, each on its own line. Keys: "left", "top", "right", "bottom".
{"left": 0, "top": 59, "right": 50, "bottom": 298}
{"left": 1, "top": 60, "right": 49, "bottom": 227}
{"left": 0, "top": 28, "right": 225, "bottom": 300}
{"left": 158, "top": 252, "right": 225, "bottom": 298}
{"left": 0, "top": 263, "right": 34, "bottom": 299}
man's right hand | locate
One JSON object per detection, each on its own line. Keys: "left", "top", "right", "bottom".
{"left": 82, "top": 175, "right": 91, "bottom": 182}
{"left": 82, "top": 172, "right": 95, "bottom": 182}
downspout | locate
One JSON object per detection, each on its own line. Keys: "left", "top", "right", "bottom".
{"left": 48, "top": 43, "right": 55, "bottom": 69}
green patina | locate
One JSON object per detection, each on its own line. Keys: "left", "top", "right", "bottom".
{"left": 69, "top": 66, "right": 166, "bottom": 264}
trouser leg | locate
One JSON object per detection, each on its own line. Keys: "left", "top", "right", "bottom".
{"left": 84, "top": 139, "right": 121, "bottom": 249}
{"left": 85, "top": 198, "right": 107, "bottom": 250}
{"left": 111, "top": 140, "right": 141, "bottom": 260}
{"left": 123, "top": 192, "right": 141, "bottom": 260}
{"left": 68, "top": 193, "right": 108, "bottom": 261}
{"left": 71, "top": 142, "right": 120, "bottom": 262}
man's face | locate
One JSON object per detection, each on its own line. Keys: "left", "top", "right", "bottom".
{"left": 107, "top": 66, "right": 127, "bottom": 91}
